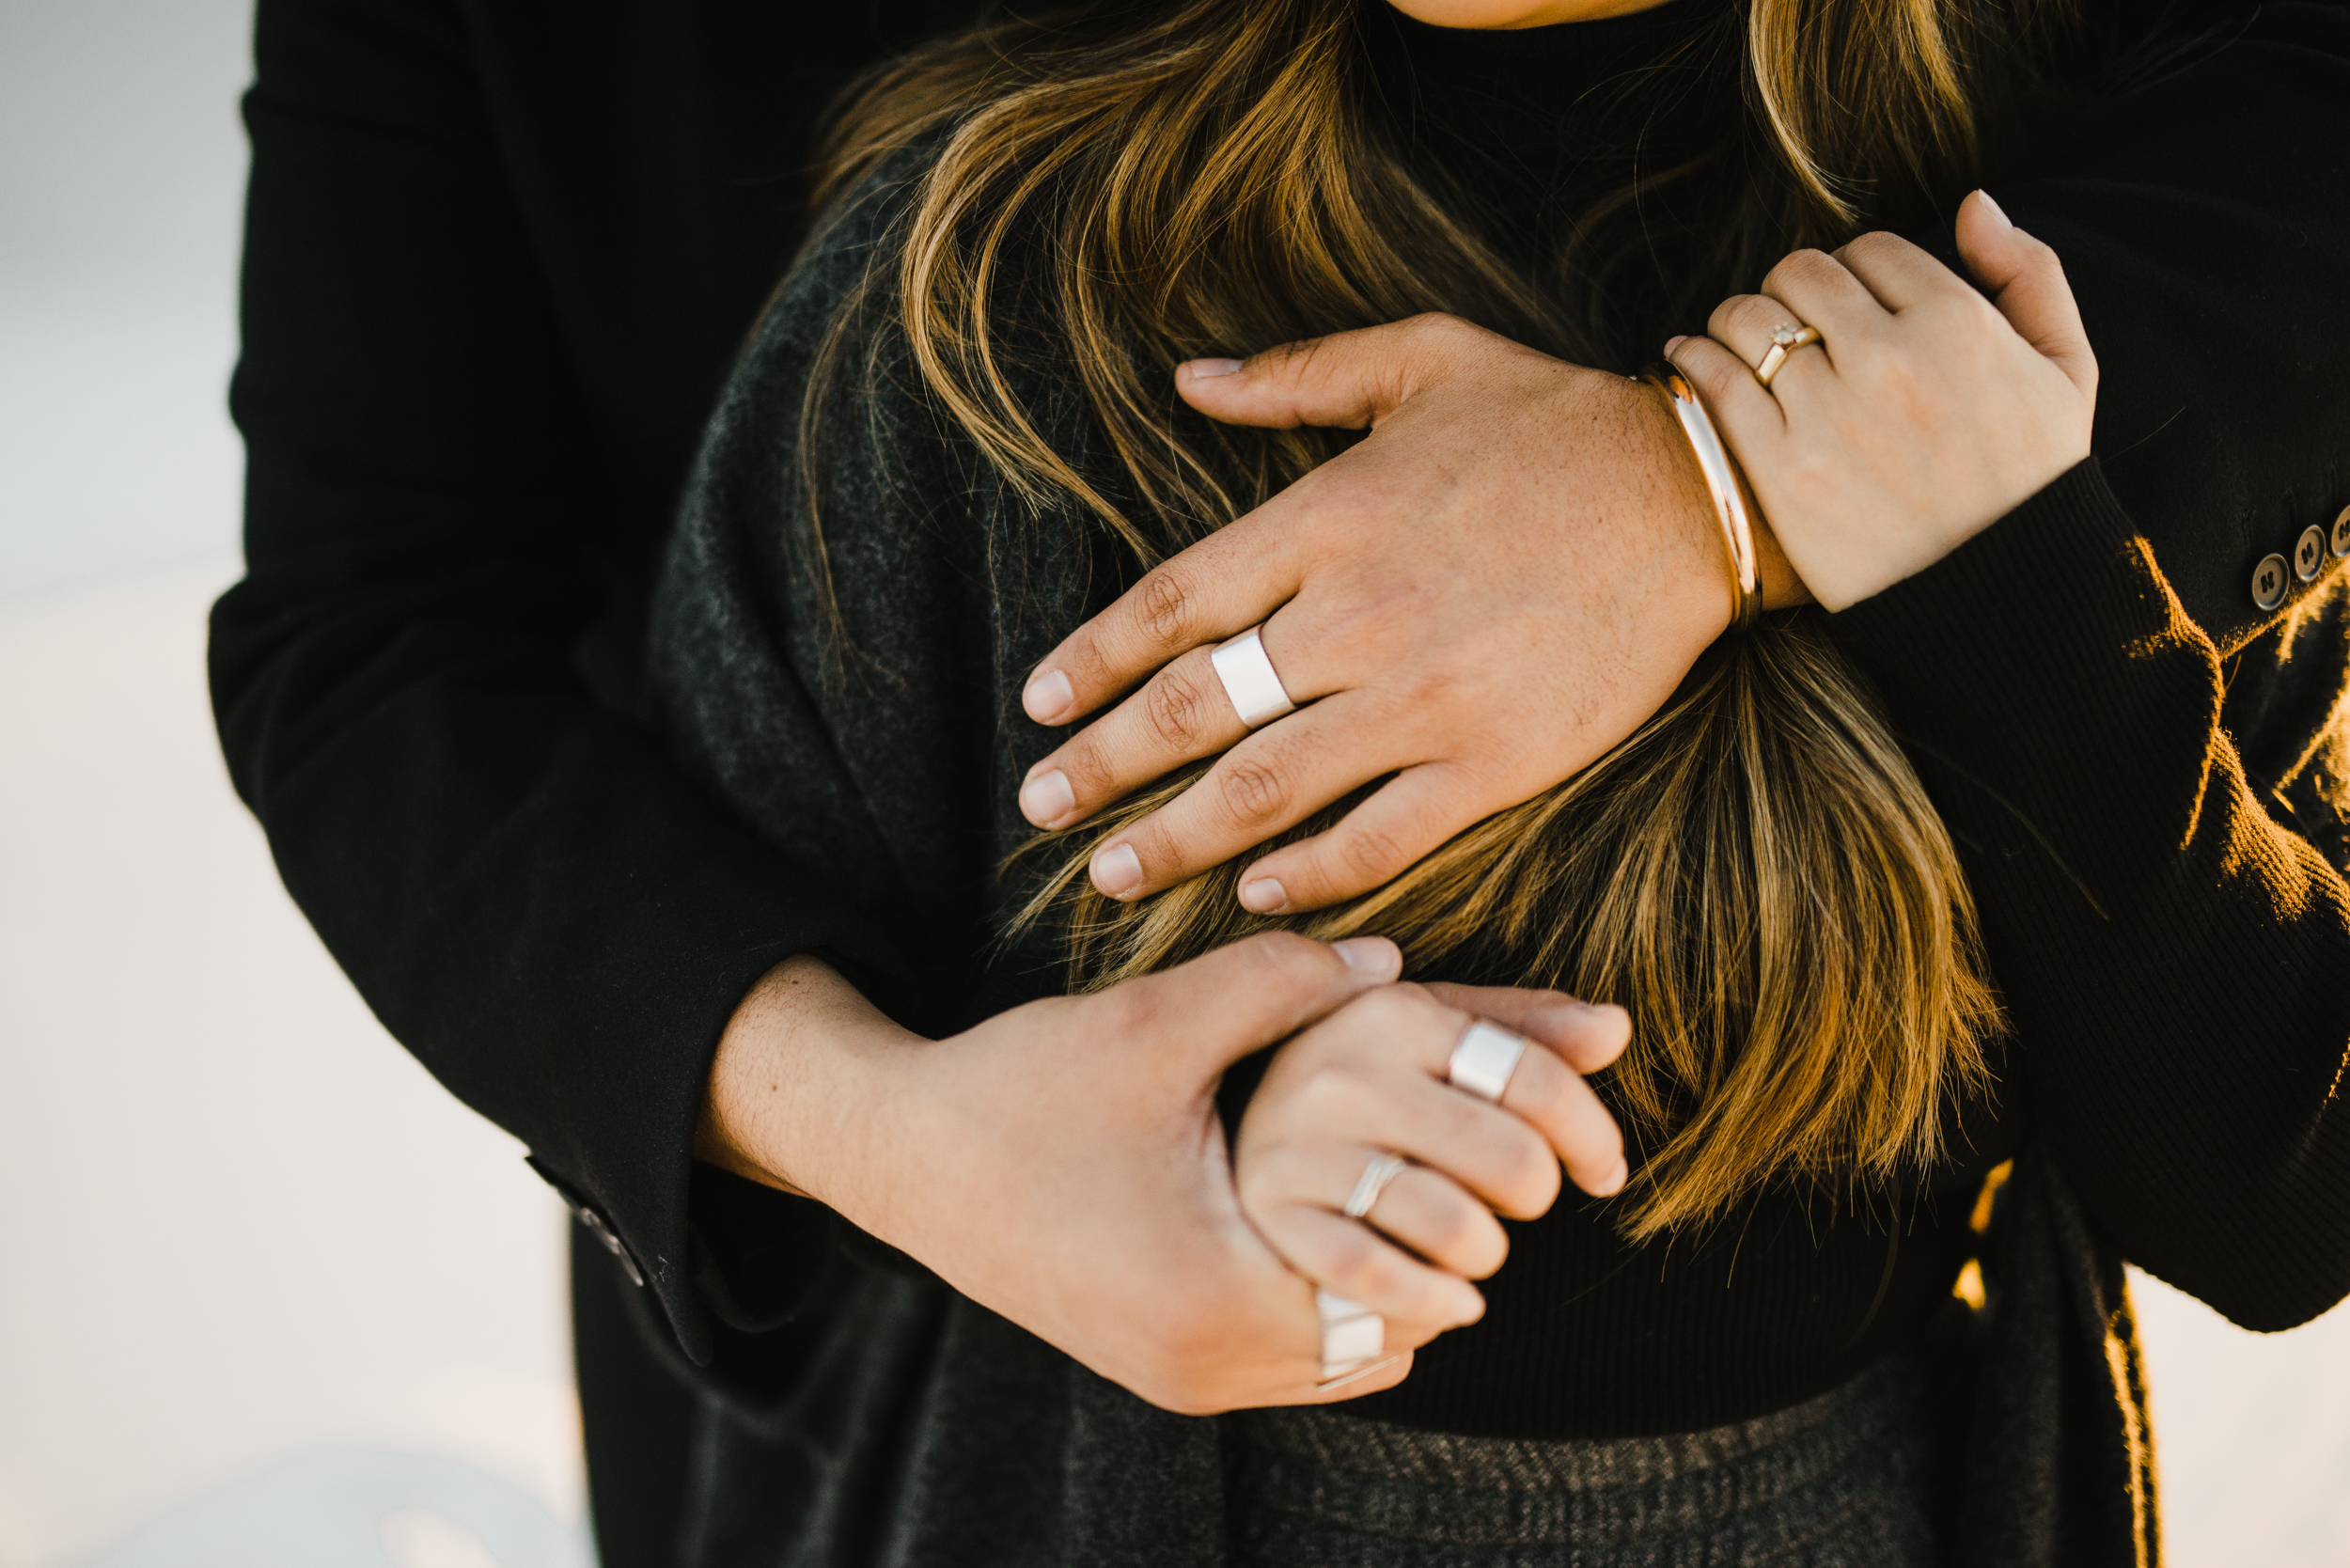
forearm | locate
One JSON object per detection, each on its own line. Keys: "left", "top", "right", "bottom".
{"left": 1831, "top": 464, "right": 2350, "bottom": 1327}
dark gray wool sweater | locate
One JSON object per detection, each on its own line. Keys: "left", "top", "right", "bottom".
{"left": 642, "top": 39, "right": 2350, "bottom": 1568}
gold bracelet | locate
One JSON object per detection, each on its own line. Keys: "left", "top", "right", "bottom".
{"left": 1640, "top": 366, "right": 1761, "bottom": 635}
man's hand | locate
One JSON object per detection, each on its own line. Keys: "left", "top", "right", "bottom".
{"left": 697, "top": 936, "right": 1632, "bottom": 1414}
{"left": 1013, "top": 314, "right": 1803, "bottom": 914}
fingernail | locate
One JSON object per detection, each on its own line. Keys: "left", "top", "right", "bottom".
{"left": 1974, "top": 189, "right": 2011, "bottom": 227}
{"left": 1594, "top": 1158, "right": 1629, "bottom": 1198}
{"left": 1091, "top": 842, "right": 1144, "bottom": 899}
{"left": 1239, "top": 877, "right": 1288, "bottom": 914}
{"left": 1448, "top": 1288, "right": 1485, "bottom": 1327}
{"left": 1018, "top": 769, "right": 1075, "bottom": 827}
{"left": 1331, "top": 936, "right": 1401, "bottom": 980}
{"left": 1023, "top": 668, "right": 1074, "bottom": 725}
{"left": 1181, "top": 357, "right": 1245, "bottom": 380}
{"left": 1664, "top": 335, "right": 1689, "bottom": 355}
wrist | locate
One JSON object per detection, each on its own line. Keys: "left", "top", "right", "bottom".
{"left": 1743, "top": 482, "right": 1811, "bottom": 610}
{"left": 1639, "top": 373, "right": 1812, "bottom": 614}
{"left": 696, "top": 955, "right": 917, "bottom": 1213}
{"left": 1626, "top": 375, "right": 1739, "bottom": 644}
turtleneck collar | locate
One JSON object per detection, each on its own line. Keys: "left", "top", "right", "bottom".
{"left": 1357, "top": 0, "right": 1736, "bottom": 239}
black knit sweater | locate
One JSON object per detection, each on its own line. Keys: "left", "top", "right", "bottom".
{"left": 645, "top": 3, "right": 2350, "bottom": 1440}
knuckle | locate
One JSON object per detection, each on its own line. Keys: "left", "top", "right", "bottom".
{"left": 1064, "top": 634, "right": 1118, "bottom": 694}
{"left": 1266, "top": 333, "right": 1327, "bottom": 370}
{"left": 1499, "top": 1134, "right": 1564, "bottom": 1216}
{"left": 1146, "top": 665, "right": 1212, "bottom": 748}
{"left": 1234, "top": 929, "right": 1334, "bottom": 991}
{"left": 1093, "top": 982, "right": 1156, "bottom": 1043}
{"left": 1230, "top": 1145, "right": 1288, "bottom": 1211}
{"left": 1691, "top": 352, "right": 1744, "bottom": 405}
{"left": 1840, "top": 229, "right": 1904, "bottom": 267}
{"left": 1942, "top": 290, "right": 2004, "bottom": 337}
{"left": 1786, "top": 444, "right": 1841, "bottom": 493}
{"left": 1057, "top": 735, "right": 1114, "bottom": 796}
{"left": 1434, "top": 1202, "right": 1506, "bottom": 1276}
{"left": 1332, "top": 818, "right": 1410, "bottom": 886}
{"left": 1135, "top": 566, "right": 1200, "bottom": 650}
{"left": 1762, "top": 248, "right": 1829, "bottom": 296}
{"left": 1321, "top": 1226, "right": 1399, "bottom": 1294}
{"left": 1417, "top": 1190, "right": 1477, "bottom": 1251}
{"left": 1216, "top": 754, "right": 1292, "bottom": 828}
{"left": 1340, "top": 984, "right": 1413, "bottom": 1035}
{"left": 1292, "top": 1063, "right": 1372, "bottom": 1126}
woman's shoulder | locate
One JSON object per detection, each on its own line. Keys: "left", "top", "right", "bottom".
{"left": 712, "top": 128, "right": 1081, "bottom": 509}
{"left": 728, "top": 138, "right": 947, "bottom": 411}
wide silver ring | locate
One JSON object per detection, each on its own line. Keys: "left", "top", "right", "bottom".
{"left": 1447, "top": 1020, "right": 1528, "bottom": 1104}
{"left": 1209, "top": 626, "right": 1297, "bottom": 729}
{"left": 1343, "top": 1152, "right": 1410, "bottom": 1221}
{"left": 1316, "top": 1288, "right": 1386, "bottom": 1382}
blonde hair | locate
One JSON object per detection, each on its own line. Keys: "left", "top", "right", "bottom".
{"left": 803, "top": 0, "right": 2046, "bottom": 1235}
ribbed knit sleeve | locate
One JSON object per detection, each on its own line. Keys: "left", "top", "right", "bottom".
{"left": 1829, "top": 461, "right": 2350, "bottom": 1330}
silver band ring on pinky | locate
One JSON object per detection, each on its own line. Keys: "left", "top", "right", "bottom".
{"left": 1448, "top": 1020, "right": 1528, "bottom": 1104}
{"left": 1210, "top": 626, "right": 1297, "bottom": 729}
{"left": 1316, "top": 1288, "right": 1386, "bottom": 1384}
{"left": 1343, "top": 1152, "right": 1411, "bottom": 1221}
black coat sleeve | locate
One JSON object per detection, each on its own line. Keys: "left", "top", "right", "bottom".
{"left": 1832, "top": 466, "right": 2350, "bottom": 1333}
{"left": 1964, "top": 0, "right": 2350, "bottom": 651}
{"left": 1827, "top": 0, "right": 2350, "bottom": 1329}
{"left": 210, "top": 0, "right": 913, "bottom": 1364}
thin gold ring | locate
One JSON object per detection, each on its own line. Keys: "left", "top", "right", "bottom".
{"left": 1754, "top": 322, "right": 1824, "bottom": 388}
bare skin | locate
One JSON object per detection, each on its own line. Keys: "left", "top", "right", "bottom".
{"left": 697, "top": 936, "right": 1629, "bottom": 1415}
{"left": 1017, "top": 194, "right": 2092, "bottom": 914}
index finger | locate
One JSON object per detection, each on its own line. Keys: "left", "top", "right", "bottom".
{"left": 1020, "top": 497, "right": 1308, "bottom": 726}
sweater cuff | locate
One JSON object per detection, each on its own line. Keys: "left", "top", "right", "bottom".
{"left": 1826, "top": 459, "right": 2152, "bottom": 719}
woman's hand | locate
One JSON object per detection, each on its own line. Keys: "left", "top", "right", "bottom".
{"left": 1012, "top": 317, "right": 1804, "bottom": 915}
{"left": 697, "top": 935, "right": 1631, "bottom": 1414}
{"left": 1668, "top": 190, "right": 2097, "bottom": 610}
{"left": 1234, "top": 980, "right": 1629, "bottom": 1356}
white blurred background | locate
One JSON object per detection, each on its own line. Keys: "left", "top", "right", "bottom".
{"left": 0, "top": 3, "right": 2344, "bottom": 1565}
{"left": 1, "top": 2, "right": 585, "bottom": 1564}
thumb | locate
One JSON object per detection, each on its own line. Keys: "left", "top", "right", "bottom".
{"left": 1136, "top": 931, "right": 1402, "bottom": 1079}
{"left": 1175, "top": 314, "right": 1482, "bottom": 431}
{"left": 1956, "top": 189, "right": 2098, "bottom": 398}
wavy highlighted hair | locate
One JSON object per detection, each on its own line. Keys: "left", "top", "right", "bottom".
{"left": 797, "top": 0, "right": 2064, "bottom": 1235}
